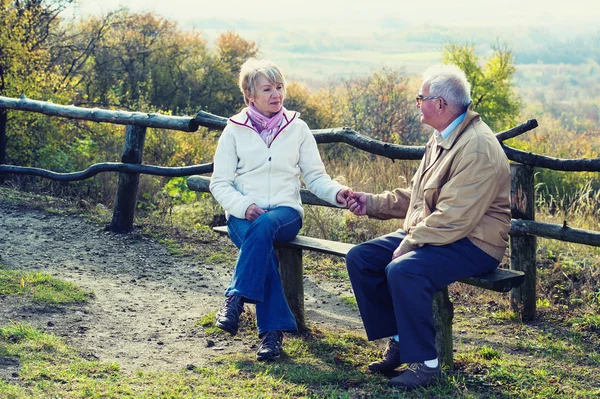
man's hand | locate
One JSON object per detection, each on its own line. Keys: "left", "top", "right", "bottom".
{"left": 336, "top": 188, "right": 354, "bottom": 207}
{"left": 245, "top": 204, "right": 265, "bottom": 221}
{"left": 392, "top": 245, "right": 405, "bottom": 260}
{"left": 347, "top": 192, "right": 367, "bottom": 216}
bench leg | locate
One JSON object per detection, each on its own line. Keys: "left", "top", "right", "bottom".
{"left": 276, "top": 247, "right": 308, "bottom": 333}
{"left": 433, "top": 287, "right": 454, "bottom": 369}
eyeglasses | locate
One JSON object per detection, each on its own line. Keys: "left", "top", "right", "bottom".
{"left": 416, "top": 95, "right": 448, "bottom": 106}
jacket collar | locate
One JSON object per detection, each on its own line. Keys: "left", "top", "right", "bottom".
{"left": 228, "top": 107, "right": 299, "bottom": 133}
{"left": 435, "top": 106, "right": 480, "bottom": 151}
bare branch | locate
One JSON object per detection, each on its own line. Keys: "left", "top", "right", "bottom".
{"left": 0, "top": 162, "right": 213, "bottom": 181}
{"left": 0, "top": 96, "right": 198, "bottom": 131}
{"left": 193, "top": 110, "right": 227, "bottom": 131}
{"left": 502, "top": 145, "right": 600, "bottom": 171}
{"left": 510, "top": 219, "right": 600, "bottom": 247}
{"left": 312, "top": 127, "right": 424, "bottom": 160}
{"left": 495, "top": 119, "right": 538, "bottom": 141}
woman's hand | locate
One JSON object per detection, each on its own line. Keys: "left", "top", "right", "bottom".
{"left": 336, "top": 188, "right": 354, "bottom": 206}
{"left": 245, "top": 204, "right": 266, "bottom": 221}
{"left": 347, "top": 192, "right": 367, "bottom": 216}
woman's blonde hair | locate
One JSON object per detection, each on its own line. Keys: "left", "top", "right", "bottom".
{"left": 239, "top": 58, "right": 287, "bottom": 105}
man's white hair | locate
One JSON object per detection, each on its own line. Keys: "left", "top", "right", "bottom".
{"left": 422, "top": 64, "right": 472, "bottom": 111}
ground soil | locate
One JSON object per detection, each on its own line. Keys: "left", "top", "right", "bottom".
{"left": 0, "top": 198, "right": 363, "bottom": 375}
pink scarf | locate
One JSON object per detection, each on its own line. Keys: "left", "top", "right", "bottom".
{"left": 247, "top": 103, "right": 285, "bottom": 145}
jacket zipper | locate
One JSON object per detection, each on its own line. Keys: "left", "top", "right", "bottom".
{"left": 267, "top": 147, "right": 272, "bottom": 209}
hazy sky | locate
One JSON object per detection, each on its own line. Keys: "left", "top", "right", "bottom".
{"left": 72, "top": 0, "right": 599, "bottom": 28}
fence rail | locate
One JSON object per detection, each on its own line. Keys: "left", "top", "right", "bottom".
{"left": 1, "top": 96, "right": 599, "bottom": 170}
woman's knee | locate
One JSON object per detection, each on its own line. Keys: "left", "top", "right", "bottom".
{"left": 248, "top": 214, "right": 278, "bottom": 235}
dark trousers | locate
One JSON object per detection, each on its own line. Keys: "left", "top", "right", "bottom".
{"left": 346, "top": 230, "right": 500, "bottom": 363}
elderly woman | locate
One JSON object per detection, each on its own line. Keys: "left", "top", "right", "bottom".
{"left": 209, "top": 58, "right": 351, "bottom": 361}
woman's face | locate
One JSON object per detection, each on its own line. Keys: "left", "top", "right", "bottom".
{"left": 248, "top": 75, "right": 284, "bottom": 117}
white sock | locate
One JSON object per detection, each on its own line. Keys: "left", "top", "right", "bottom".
{"left": 424, "top": 358, "right": 439, "bottom": 368}
{"left": 392, "top": 335, "right": 399, "bottom": 341}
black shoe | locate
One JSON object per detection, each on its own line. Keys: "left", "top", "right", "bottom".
{"left": 368, "top": 338, "right": 401, "bottom": 373}
{"left": 388, "top": 362, "right": 441, "bottom": 390}
{"left": 215, "top": 295, "right": 244, "bottom": 335}
{"left": 256, "top": 330, "right": 283, "bottom": 361}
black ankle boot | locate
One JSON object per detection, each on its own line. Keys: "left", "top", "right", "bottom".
{"left": 368, "top": 338, "right": 401, "bottom": 373}
{"left": 256, "top": 330, "right": 283, "bottom": 361}
{"left": 215, "top": 295, "right": 244, "bottom": 335}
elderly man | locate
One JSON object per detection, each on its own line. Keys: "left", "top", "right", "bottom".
{"left": 346, "top": 64, "right": 511, "bottom": 390}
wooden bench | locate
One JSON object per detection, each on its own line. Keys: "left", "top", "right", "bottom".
{"left": 188, "top": 175, "right": 525, "bottom": 368}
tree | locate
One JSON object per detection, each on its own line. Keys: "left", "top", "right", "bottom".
{"left": 0, "top": 0, "right": 74, "bottom": 171}
{"left": 283, "top": 82, "right": 322, "bottom": 129}
{"left": 340, "top": 68, "right": 424, "bottom": 144}
{"left": 442, "top": 42, "right": 521, "bottom": 132}
{"left": 197, "top": 31, "right": 259, "bottom": 116}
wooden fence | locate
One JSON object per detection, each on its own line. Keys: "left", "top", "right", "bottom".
{"left": 1, "top": 94, "right": 600, "bottom": 321}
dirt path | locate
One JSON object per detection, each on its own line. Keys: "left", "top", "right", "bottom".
{"left": 0, "top": 199, "right": 363, "bottom": 373}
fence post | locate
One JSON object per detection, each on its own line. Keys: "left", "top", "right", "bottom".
{"left": 0, "top": 109, "right": 7, "bottom": 184}
{"left": 509, "top": 163, "right": 537, "bottom": 320}
{"left": 110, "top": 124, "right": 147, "bottom": 233}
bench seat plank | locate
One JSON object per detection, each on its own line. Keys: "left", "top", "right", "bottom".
{"left": 461, "top": 268, "right": 524, "bottom": 292}
{"left": 213, "top": 226, "right": 524, "bottom": 293}
{"left": 213, "top": 226, "right": 353, "bottom": 257}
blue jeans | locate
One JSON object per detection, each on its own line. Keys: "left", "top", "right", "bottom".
{"left": 226, "top": 206, "right": 302, "bottom": 334}
{"left": 346, "top": 229, "right": 500, "bottom": 363}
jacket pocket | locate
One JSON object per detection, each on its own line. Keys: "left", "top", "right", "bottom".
{"left": 423, "top": 174, "right": 445, "bottom": 215}
{"left": 422, "top": 187, "right": 439, "bottom": 216}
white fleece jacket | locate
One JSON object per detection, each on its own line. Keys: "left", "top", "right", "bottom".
{"left": 210, "top": 108, "right": 347, "bottom": 219}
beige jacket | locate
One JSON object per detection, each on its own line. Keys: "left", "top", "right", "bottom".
{"left": 365, "top": 110, "right": 511, "bottom": 261}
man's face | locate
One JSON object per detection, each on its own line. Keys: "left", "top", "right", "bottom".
{"left": 417, "top": 84, "right": 437, "bottom": 128}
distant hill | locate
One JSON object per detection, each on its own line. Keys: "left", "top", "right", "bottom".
{"left": 194, "top": 20, "right": 599, "bottom": 84}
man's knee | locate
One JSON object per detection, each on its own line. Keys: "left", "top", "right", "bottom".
{"left": 386, "top": 258, "right": 421, "bottom": 283}
{"left": 346, "top": 244, "right": 368, "bottom": 269}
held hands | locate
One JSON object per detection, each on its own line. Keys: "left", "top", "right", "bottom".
{"left": 336, "top": 188, "right": 354, "bottom": 207}
{"left": 347, "top": 191, "right": 367, "bottom": 216}
{"left": 246, "top": 188, "right": 363, "bottom": 221}
{"left": 245, "top": 204, "right": 265, "bottom": 221}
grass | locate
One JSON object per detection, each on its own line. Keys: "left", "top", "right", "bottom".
{"left": 157, "top": 238, "right": 185, "bottom": 256}
{"left": 340, "top": 295, "right": 359, "bottom": 311}
{"left": 1, "top": 312, "right": 599, "bottom": 398}
{"left": 569, "top": 314, "right": 600, "bottom": 332}
{"left": 1, "top": 180, "right": 600, "bottom": 397}
{"left": 304, "top": 254, "right": 348, "bottom": 280}
{"left": 0, "top": 266, "right": 93, "bottom": 305}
